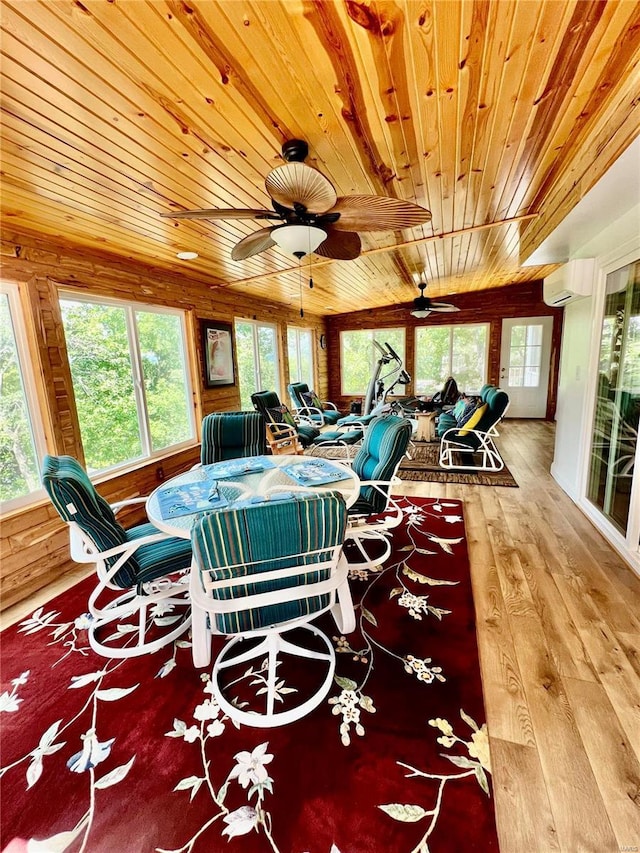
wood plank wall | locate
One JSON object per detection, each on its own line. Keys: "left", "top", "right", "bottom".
{"left": 326, "top": 281, "right": 563, "bottom": 417}
{"left": 0, "top": 231, "right": 328, "bottom": 610}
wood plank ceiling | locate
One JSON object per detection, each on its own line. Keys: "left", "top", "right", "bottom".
{"left": 1, "top": 0, "right": 638, "bottom": 316}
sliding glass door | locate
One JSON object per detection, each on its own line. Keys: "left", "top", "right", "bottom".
{"left": 586, "top": 259, "right": 639, "bottom": 539}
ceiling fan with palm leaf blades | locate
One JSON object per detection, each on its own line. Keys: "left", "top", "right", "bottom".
{"left": 161, "top": 139, "right": 432, "bottom": 261}
{"left": 410, "top": 278, "right": 460, "bottom": 318}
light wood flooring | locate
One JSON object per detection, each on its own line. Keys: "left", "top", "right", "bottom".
{"left": 2, "top": 420, "right": 639, "bottom": 852}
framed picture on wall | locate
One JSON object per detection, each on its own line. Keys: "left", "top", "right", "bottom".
{"left": 200, "top": 320, "right": 235, "bottom": 387}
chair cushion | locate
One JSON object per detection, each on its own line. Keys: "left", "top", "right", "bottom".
{"left": 129, "top": 527, "right": 192, "bottom": 587}
{"left": 42, "top": 456, "right": 192, "bottom": 590}
{"left": 337, "top": 413, "right": 376, "bottom": 427}
{"left": 41, "top": 455, "right": 134, "bottom": 585}
{"left": 201, "top": 411, "right": 266, "bottom": 465}
{"left": 191, "top": 492, "right": 347, "bottom": 634}
{"left": 350, "top": 416, "right": 412, "bottom": 513}
{"left": 296, "top": 423, "right": 321, "bottom": 446}
{"left": 313, "top": 429, "right": 363, "bottom": 445}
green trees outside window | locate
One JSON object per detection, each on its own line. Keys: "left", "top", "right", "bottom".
{"left": 340, "top": 328, "right": 405, "bottom": 395}
{"left": 287, "top": 327, "right": 314, "bottom": 388}
{"left": 60, "top": 297, "right": 194, "bottom": 473}
{"left": 235, "top": 320, "right": 280, "bottom": 410}
{"left": 415, "top": 324, "right": 488, "bottom": 394}
{"left": 0, "top": 288, "right": 42, "bottom": 504}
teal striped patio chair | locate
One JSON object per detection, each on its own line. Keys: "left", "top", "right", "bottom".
{"left": 200, "top": 410, "right": 266, "bottom": 465}
{"left": 41, "top": 455, "right": 192, "bottom": 659}
{"left": 189, "top": 491, "right": 355, "bottom": 727}
{"left": 345, "top": 415, "right": 413, "bottom": 571}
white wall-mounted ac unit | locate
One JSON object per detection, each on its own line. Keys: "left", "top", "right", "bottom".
{"left": 543, "top": 258, "right": 598, "bottom": 307}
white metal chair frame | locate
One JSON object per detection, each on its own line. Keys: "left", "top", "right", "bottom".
{"left": 66, "top": 496, "right": 191, "bottom": 659}
{"left": 190, "top": 543, "right": 355, "bottom": 727}
{"left": 345, "top": 475, "right": 406, "bottom": 570}
{"left": 291, "top": 399, "right": 339, "bottom": 428}
{"left": 439, "top": 401, "right": 510, "bottom": 473}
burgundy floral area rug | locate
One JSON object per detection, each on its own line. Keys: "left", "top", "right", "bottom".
{"left": 1, "top": 497, "right": 498, "bottom": 853}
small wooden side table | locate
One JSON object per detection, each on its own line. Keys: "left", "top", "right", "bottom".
{"left": 414, "top": 411, "right": 438, "bottom": 441}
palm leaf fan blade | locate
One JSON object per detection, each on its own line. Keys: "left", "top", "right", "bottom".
{"left": 313, "top": 229, "right": 361, "bottom": 260}
{"left": 329, "top": 196, "right": 432, "bottom": 231}
{"left": 161, "top": 208, "right": 275, "bottom": 220}
{"left": 231, "top": 228, "right": 276, "bottom": 261}
{"left": 265, "top": 163, "right": 337, "bottom": 213}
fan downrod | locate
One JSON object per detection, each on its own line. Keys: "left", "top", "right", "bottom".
{"left": 281, "top": 139, "right": 309, "bottom": 163}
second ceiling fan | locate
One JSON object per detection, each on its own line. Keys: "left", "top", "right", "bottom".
{"left": 410, "top": 280, "right": 460, "bottom": 318}
{"left": 161, "top": 139, "right": 432, "bottom": 261}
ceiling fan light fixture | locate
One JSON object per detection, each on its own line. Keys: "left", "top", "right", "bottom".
{"left": 271, "top": 224, "right": 327, "bottom": 257}
{"left": 411, "top": 308, "right": 431, "bottom": 318}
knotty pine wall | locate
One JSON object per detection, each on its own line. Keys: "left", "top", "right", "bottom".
{"left": 326, "top": 281, "right": 563, "bottom": 417}
{"left": 0, "top": 232, "right": 328, "bottom": 610}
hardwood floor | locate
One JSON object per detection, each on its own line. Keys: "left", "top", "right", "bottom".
{"left": 398, "top": 419, "right": 640, "bottom": 853}
{"left": 2, "top": 420, "right": 639, "bottom": 851}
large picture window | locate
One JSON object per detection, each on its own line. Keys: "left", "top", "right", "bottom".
{"left": 60, "top": 295, "right": 194, "bottom": 473}
{"left": 0, "top": 282, "right": 45, "bottom": 508}
{"left": 287, "top": 326, "right": 314, "bottom": 388}
{"left": 235, "top": 319, "right": 280, "bottom": 409}
{"left": 341, "top": 328, "right": 405, "bottom": 395}
{"left": 415, "top": 324, "right": 488, "bottom": 394}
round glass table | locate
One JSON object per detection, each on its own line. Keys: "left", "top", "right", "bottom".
{"left": 146, "top": 454, "right": 361, "bottom": 539}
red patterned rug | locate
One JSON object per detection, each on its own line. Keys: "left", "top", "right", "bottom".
{"left": 1, "top": 497, "right": 498, "bottom": 853}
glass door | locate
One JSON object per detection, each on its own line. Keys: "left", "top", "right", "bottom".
{"left": 586, "top": 260, "right": 639, "bottom": 538}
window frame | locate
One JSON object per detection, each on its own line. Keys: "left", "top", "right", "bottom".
{"left": 0, "top": 280, "right": 48, "bottom": 511}
{"left": 414, "top": 322, "right": 490, "bottom": 395}
{"left": 59, "top": 290, "right": 196, "bottom": 475}
{"left": 340, "top": 328, "right": 406, "bottom": 396}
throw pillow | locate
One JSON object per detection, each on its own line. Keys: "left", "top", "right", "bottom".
{"left": 456, "top": 398, "right": 480, "bottom": 427}
{"left": 457, "top": 403, "right": 487, "bottom": 436}
{"left": 267, "top": 405, "right": 296, "bottom": 428}
{"left": 301, "top": 391, "right": 316, "bottom": 409}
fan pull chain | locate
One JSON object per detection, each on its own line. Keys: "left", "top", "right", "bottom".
{"left": 299, "top": 263, "right": 304, "bottom": 318}
{"left": 308, "top": 253, "right": 314, "bottom": 289}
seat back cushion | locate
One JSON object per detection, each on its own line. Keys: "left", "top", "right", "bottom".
{"left": 287, "top": 382, "right": 309, "bottom": 409}
{"left": 351, "top": 416, "right": 412, "bottom": 512}
{"left": 201, "top": 411, "right": 266, "bottom": 464}
{"left": 41, "top": 455, "right": 138, "bottom": 586}
{"left": 251, "top": 390, "right": 282, "bottom": 414}
{"left": 192, "top": 492, "right": 347, "bottom": 633}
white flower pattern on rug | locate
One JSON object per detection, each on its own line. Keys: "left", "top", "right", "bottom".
{"left": 0, "top": 497, "right": 492, "bottom": 853}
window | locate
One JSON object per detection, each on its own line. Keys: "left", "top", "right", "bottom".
{"left": 0, "top": 282, "right": 46, "bottom": 508}
{"left": 507, "top": 324, "right": 543, "bottom": 387}
{"left": 341, "top": 328, "right": 405, "bottom": 395}
{"left": 60, "top": 295, "right": 194, "bottom": 473}
{"left": 235, "top": 319, "right": 280, "bottom": 409}
{"left": 415, "top": 324, "right": 488, "bottom": 394}
{"left": 288, "top": 326, "right": 314, "bottom": 387}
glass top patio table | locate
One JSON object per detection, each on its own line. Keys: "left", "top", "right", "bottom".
{"left": 146, "top": 454, "right": 360, "bottom": 539}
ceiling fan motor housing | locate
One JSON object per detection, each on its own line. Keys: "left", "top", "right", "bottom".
{"left": 281, "top": 139, "right": 309, "bottom": 163}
